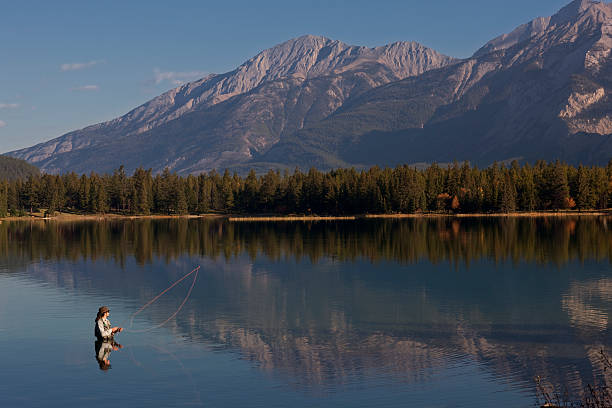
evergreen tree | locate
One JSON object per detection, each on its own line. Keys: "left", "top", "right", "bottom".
{"left": 47, "top": 177, "right": 61, "bottom": 216}
{"left": 500, "top": 174, "right": 517, "bottom": 213}
{"left": 425, "top": 164, "right": 444, "bottom": 211}
{"left": 133, "top": 168, "right": 151, "bottom": 215}
{"left": 285, "top": 169, "right": 302, "bottom": 213}
{"left": 24, "top": 175, "right": 40, "bottom": 214}
{"left": 197, "top": 175, "right": 211, "bottom": 214}
{"left": 62, "top": 173, "right": 80, "bottom": 210}
{"left": 209, "top": 170, "right": 223, "bottom": 211}
{"left": 541, "top": 161, "right": 570, "bottom": 209}
{"left": 518, "top": 165, "right": 537, "bottom": 211}
{"left": 446, "top": 161, "right": 461, "bottom": 197}
{"left": 127, "top": 182, "right": 138, "bottom": 215}
{"left": 7, "top": 181, "right": 19, "bottom": 214}
{"left": 157, "top": 168, "right": 173, "bottom": 214}
{"left": 185, "top": 175, "right": 199, "bottom": 213}
{"left": 0, "top": 181, "right": 8, "bottom": 217}
{"left": 259, "top": 170, "right": 279, "bottom": 212}
{"left": 175, "top": 178, "right": 188, "bottom": 215}
{"left": 221, "top": 170, "right": 235, "bottom": 212}
{"left": 89, "top": 174, "right": 109, "bottom": 213}
{"left": 592, "top": 166, "right": 609, "bottom": 209}
{"left": 79, "top": 175, "right": 90, "bottom": 212}
{"left": 607, "top": 160, "right": 612, "bottom": 206}
{"left": 576, "top": 166, "right": 594, "bottom": 210}
{"left": 110, "top": 165, "right": 129, "bottom": 212}
{"left": 483, "top": 163, "right": 503, "bottom": 212}
{"left": 242, "top": 169, "right": 259, "bottom": 213}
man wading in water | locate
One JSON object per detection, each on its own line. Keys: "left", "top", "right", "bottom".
{"left": 94, "top": 306, "right": 123, "bottom": 370}
{"left": 95, "top": 306, "right": 123, "bottom": 341}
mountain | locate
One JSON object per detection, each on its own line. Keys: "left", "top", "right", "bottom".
{"left": 9, "top": 0, "right": 612, "bottom": 174}
{"left": 260, "top": 0, "right": 612, "bottom": 168}
{"left": 8, "top": 36, "right": 455, "bottom": 174}
{"left": 0, "top": 156, "right": 39, "bottom": 181}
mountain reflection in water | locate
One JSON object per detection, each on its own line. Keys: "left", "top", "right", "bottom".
{"left": 1, "top": 217, "right": 611, "bottom": 401}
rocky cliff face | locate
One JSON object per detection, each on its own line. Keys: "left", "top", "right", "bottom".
{"left": 260, "top": 0, "right": 612, "bottom": 168}
{"left": 474, "top": 0, "right": 612, "bottom": 138}
{"left": 8, "top": 35, "right": 455, "bottom": 174}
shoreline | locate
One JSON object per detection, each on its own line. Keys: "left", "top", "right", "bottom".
{"left": 364, "top": 211, "right": 611, "bottom": 219}
{"left": 0, "top": 213, "right": 225, "bottom": 222}
{"left": 231, "top": 211, "right": 611, "bottom": 221}
{"left": 229, "top": 216, "right": 357, "bottom": 221}
{"left": 0, "top": 210, "right": 610, "bottom": 222}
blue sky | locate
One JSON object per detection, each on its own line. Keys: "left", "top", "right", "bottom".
{"left": 0, "top": 0, "right": 570, "bottom": 153}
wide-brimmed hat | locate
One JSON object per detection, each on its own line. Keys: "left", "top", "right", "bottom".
{"left": 98, "top": 306, "right": 110, "bottom": 314}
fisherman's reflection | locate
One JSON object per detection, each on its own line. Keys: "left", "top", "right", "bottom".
{"left": 95, "top": 339, "right": 122, "bottom": 371}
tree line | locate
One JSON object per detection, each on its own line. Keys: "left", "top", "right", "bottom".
{"left": 1, "top": 160, "right": 611, "bottom": 217}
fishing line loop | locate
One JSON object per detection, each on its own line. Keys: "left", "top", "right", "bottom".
{"left": 123, "top": 265, "right": 200, "bottom": 333}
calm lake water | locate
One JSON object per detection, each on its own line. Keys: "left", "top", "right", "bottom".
{"left": 1, "top": 217, "right": 611, "bottom": 407}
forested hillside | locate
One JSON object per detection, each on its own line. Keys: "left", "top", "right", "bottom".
{"left": 1, "top": 161, "right": 611, "bottom": 217}
{"left": 0, "top": 156, "right": 40, "bottom": 181}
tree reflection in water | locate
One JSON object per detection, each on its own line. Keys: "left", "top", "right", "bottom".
{"left": 1, "top": 217, "right": 611, "bottom": 266}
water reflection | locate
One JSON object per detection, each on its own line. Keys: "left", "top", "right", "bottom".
{"left": 95, "top": 339, "right": 122, "bottom": 371}
{"left": 1, "top": 216, "right": 611, "bottom": 267}
{"left": 563, "top": 278, "right": 612, "bottom": 331}
{"left": 1, "top": 217, "right": 612, "bottom": 402}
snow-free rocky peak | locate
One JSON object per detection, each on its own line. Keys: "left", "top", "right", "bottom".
{"left": 8, "top": 35, "right": 455, "bottom": 174}
{"left": 475, "top": 0, "right": 612, "bottom": 58}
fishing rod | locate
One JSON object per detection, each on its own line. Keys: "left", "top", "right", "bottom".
{"left": 121, "top": 265, "right": 201, "bottom": 333}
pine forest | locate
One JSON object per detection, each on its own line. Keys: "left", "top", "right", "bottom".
{"left": 1, "top": 160, "right": 612, "bottom": 217}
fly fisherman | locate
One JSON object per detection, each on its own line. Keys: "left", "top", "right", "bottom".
{"left": 94, "top": 306, "right": 123, "bottom": 341}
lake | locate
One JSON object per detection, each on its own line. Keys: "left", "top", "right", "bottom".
{"left": 1, "top": 217, "right": 611, "bottom": 407}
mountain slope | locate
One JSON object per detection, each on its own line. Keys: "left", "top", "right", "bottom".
{"left": 8, "top": 36, "right": 455, "bottom": 174}
{"left": 0, "top": 156, "right": 39, "bottom": 180}
{"left": 258, "top": 0, "right": 612, "bottom": 168}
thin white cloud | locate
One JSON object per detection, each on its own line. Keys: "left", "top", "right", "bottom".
{"left": 152, "top": 68, "right": 208, "bottom": 86}
{"left": 72, "top": 85, "right": 100, "bottom": 91}
{"left": 61, "top": 60, "right": 104, "bottom": 72}
{"left": 0, "top": 103, "right": 19, "bottom": 109}
{"left": 0, "top": 120, "right": 6, "bottom": 128}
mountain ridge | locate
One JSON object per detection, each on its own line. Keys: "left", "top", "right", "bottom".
{"left": 257, "top": 0, "right": 612, "bottom": 169}
{"left": 8, "top": 0, "right": 612, "bottom": 174}
{"left": 8, "top": 35, "right": 455, "bottom": 174}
